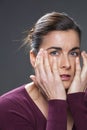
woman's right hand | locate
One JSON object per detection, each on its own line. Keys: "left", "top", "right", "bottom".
{"left": 30, "top": 49, "right": 66, "bottom": 100}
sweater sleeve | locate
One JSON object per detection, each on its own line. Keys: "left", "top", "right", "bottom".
{"left": 67, "top": 92, "right": 87, "bottom": 130}
{"left": 46, "top": 100, "right": 67, "bottom": 130}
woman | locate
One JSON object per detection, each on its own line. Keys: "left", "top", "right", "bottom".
{"left": 0, "top": 12, "right": 87, "bottom": 130}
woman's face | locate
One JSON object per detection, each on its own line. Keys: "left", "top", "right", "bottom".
{"left": 39, "top": 30, "right": 80, "bottom": 89}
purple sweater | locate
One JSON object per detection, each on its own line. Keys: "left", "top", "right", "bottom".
{"left": 0, "top": 85, "right": 87, "bottom": 130}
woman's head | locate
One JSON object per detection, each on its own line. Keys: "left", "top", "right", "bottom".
{"left": 25, "top": 11, "right": 81, "bottom": 89}
{"left": 24, "top": 11, "right": 81, "bottom": 54}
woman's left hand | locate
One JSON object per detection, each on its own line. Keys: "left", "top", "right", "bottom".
{"left": 68, "top": 51, "right": 87, "bottom": 94}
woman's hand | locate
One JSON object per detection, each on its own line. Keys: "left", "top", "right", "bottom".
{"left": 68, "top": 51, "right": 87, "bottom": 94}
{"left": 30, "top": 49, "right": 66, "bottom": 100}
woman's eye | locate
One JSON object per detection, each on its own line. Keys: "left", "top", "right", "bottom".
{"left": 50, "top": 51, "right": 59, "bottom": 56}
{"left": 70, "top": 52, "right": 79, "bottom": 56}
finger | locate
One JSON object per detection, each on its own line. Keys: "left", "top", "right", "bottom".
{"left": 52, "top": 56, "right": 61, "bottom": 80}
{"left": 43, "top": 50, "right": 52, "bottom": 74}
{"left": 37, "top": 49, "right": 46, "bottom": 77}
{"left": 34, "top": 49, "right": 42, "bottom": 68}
{"left": 34, "top": 51, "right": 40, "bottom": 81}
{"left": 30, "top": 75, "right": 38, "bottom": 86}
{"left": 30, "top": 75, "right": 46, "bottom": 94}
{"left": 52, "top": 57, "right": 58, "bottom": 73}
{"left": 81, "top": 51, "right": 87, "bottom": 66}
{"left": 34, "top": 49, "right": 46, "bottom": 85}
{"left": 68, "top": 57, "right": 81, "bottom": 94}
{"left": 75, "top": 57, "right": 81, "bottom": 78}
{"left": 81, "top": 51, "right": 87, "bottom": 80}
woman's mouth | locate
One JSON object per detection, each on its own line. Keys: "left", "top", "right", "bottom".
{"left": 60, "top": 74, "right": 71, "bottom": 81}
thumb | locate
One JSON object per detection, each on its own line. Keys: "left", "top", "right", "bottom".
{"left": 30, "top": 75, "right": 38, "bottom": 87}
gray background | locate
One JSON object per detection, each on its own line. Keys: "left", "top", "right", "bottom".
{"left": 0, "top": 0, "right": 87, "bottom": 95}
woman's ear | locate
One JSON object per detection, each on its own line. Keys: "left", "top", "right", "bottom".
{"left": 30, "top": 50, "right": 36, "bottom": 68}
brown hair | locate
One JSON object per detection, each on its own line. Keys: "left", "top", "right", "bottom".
{"left": 24, "top": 12, "right": 81, "bottom": 54}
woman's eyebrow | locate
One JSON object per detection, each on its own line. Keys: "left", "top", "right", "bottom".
{"left": 70, "top": 47, "right": 80, "bottom": 51}
{"left": 46, "top": 46, "right": 80, "bottom": 51}
{"left": 46, "top": 47, "right": 62, "bottom": 51}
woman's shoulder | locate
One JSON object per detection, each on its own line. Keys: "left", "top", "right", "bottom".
{"left": 0, "top": 84, "right": 37, "bottom": 128}
{"left": 0, "top": 83, "right": 38, "bottom": 111}
{"left": 0, "top": 85, "right": 25, "bottom": 109}
{"left": 0, "top": 84, "right": 35, "bottom": 112}
{"left": 0, "top": 83, "right": 36, "bottom": 118}
{"left": 0, "top": 84, "right": 25, "bottom": 101}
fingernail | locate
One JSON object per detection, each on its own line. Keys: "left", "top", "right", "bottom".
{"left": 76, "top": 57, "right": 79, "bottom": 63}
{"left": 40, "top": 48, "right": 44, "bottom": 52}
{"left": 82, "top": 51, "right": 86, "bottom": 54}
{"left": 38, "top": 48, "right": 43, "bottom": 55}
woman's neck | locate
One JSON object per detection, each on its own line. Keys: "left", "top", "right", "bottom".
{"left": 25, "top": 82, "right": 48, "bottom": 118}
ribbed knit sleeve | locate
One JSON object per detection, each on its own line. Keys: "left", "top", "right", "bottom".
{"left": 46, "top": 100, "right": 67, "bottom": 130}
{"left": 67, "top": 92, "right": 87, "bottom": 130}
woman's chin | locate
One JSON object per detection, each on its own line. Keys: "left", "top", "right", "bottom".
{"left": 63, "top": 81, "right": 71, "bottom": 90}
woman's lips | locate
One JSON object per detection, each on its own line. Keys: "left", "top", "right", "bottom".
{"left": 60, "top": 74, "right": 71, "bottom": 81}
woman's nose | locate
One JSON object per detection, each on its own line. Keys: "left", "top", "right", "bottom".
{"left": 60, "top": 55, "right": 71, "bottom": 69}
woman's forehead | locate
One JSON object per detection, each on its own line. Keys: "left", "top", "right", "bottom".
{"left": 40, "top": 30, "right": 80, "bottom": 50}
